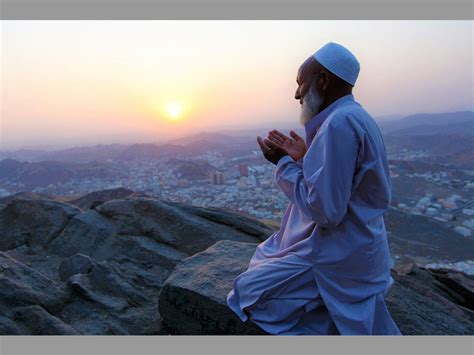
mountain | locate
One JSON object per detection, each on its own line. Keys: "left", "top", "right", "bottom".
{"left": 380, "top": 111, "right": 474, "bottom": 168}
{"left": 0, "top": 144, "right": 128, "bottom": 163}
{"left": 379, "top": 111, "right": 474, "bottom": 136}
{"left": 0, "top": 189, "right": 472, "bottom": 335}
{"left": 0, "top": 159, "right": 119, "bottom": 189}
{"left": 168, "top": 131, "right": 255, "bottom": 146}
{"left": 165, "top": 158, "right": 218, "bottom": 180}
{"left": 120, "top": 143, "right": 188, "bottom": 161}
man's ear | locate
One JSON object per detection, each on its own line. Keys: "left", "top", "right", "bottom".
{"left": 320, "top": 70, "right": 330, "bottom": 93}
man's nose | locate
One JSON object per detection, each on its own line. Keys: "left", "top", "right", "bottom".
{"left": 294, "top": 89, "right": 301, "bottom": 101}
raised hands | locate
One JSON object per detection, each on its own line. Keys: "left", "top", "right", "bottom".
{"left": 267, "top": 130, "right": 307, "bottom": 161}
{"left": 257, "top": 136, "right": 288, "bottom": 165}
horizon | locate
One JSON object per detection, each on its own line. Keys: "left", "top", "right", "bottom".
{"left": 0, "top": 109, "right": 473, "bottom": 152}
{"left": 1, "top": 20, "right": 473, "bottom": 150}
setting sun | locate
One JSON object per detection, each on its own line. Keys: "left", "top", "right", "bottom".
{"left": 165, "top": 101, "right": 184, "bottom": 120}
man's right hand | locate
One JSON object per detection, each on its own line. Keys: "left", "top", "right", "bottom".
{"left": 267, "top": 130, "right": 307, "bottom": 161}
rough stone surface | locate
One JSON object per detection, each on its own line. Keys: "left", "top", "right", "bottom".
{"left": 58, "top": 254, "right": 95, "bottom": 282}
{"left": 95, "top": 198, "right": 263, "bottom": 255}
{"left": 159, "top": 240, "right": 267, "bottom": 335}
{"left": 0, "top": 193, "right": 267, "bottom": 335}
{"left": 68, "top": 188, "right": 145, "bottom": 210}
{"left": 159, "top": 241, "right": 474, "bottom": 335}
{"left": 0, "top": 199, "right": 81, "bottom": 250}
{"left": 49, "top": 210, "right": 119, "bottom": 260}
{"left": 386, "top": 266, "right": 474, "bottom": 335}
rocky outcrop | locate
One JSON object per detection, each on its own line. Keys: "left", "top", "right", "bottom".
{"left": 0, "top": 199, "right": 81, "bottom": 250}
{"left": 68, "top": 187, "right": 144, "bottom": 210}
{"left": 158, "top": 240, "right": 267, "bottom": 335}
{"left": 386, "top": 266, "right": 473, "bottom": 335}
{"left": 0, "top": 193, "right": 270, "bottom": 335}
{"left": 94, "top": 198, "right": 270, "bottom": 255}
{"left": 159, "top": 240, "right": 474, "bottom": 335}
{"left": 0, "top": 190, "right": 472, "bottom": 335}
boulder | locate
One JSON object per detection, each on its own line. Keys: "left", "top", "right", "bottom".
{"left": 0, "top": 199, "right": 81, "bottom": 250}
{"left": 0, "top": 192, "right": 277, "bottom": 335}
{"left": 62, "top": 258, "right": 167, "bottom": 335}
{"left": 68, "top": 188, "right": 143, "bottom": 210}
{"left": 58, "top": 253, "right": 95, "bottom": 282}
{"left": 159, "top": 241, "right": 474, "bottom": 335}
{"left": 0, "top": 252, "right": 76, "bottom": 334}
{"left": 0, "top": 252, "right": 69, "bottom": 313}
{"left": 168, "top": 201, "right": 277, "bottom": 241}
{"left": 386, "top": 266, "right": 474, "bottom": 335}
{"left": 12, "top": 305, "right": 79, "bottom": 335}
{"left": 95, "top": 198, "right": 262, "bottom": 255}
{"left": 49, "top": 210, "right": 118, "bottom": 260}
{"left": 158, "top": 240, "right": 267, "bottom": 335}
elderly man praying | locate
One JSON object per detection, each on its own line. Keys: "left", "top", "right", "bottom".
{"left": 226, "top": 42, "right": 401, "bottom": 335}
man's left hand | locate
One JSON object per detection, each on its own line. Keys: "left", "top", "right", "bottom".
{"left": 257, "top": 136, "right": 288, "bottom": 165}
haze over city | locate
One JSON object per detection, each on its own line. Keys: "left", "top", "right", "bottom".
{"left": 1, "top": 20, "right": 473, "bottom": 149}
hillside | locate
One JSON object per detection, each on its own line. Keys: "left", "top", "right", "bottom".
{"left": 0, "top": 190, "right": 472, "bottom": 335}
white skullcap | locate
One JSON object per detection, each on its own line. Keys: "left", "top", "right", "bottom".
{"left": 313, "top": 42, "right": 360, "bottom": 86}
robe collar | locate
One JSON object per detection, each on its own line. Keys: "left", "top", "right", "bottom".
{"left": 304, "top": 94, "right": 355, "bottom": 146}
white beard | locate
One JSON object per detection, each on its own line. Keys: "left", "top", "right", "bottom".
{"left": 299, "top": 86, "right": 324, "bottom": 126}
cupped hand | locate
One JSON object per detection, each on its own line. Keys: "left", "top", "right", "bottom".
{"left": 267, "top": 129, "right": 307, "bottom": 161}
{"left": 257, "top": 136, "right": 288, "bottom": 165}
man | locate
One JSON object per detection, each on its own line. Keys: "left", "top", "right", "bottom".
{"left": 226, "top": 42, "right": 401, "bottom": 335}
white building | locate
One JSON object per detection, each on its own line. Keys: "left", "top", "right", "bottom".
{"left": 454, "top": 226, "right": 472, "bottom": 237}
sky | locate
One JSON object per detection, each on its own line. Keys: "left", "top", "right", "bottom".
{"left": 1, "top": 20, "right": 473, "bottom": 149}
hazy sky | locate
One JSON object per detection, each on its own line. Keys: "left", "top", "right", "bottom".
{"left": 1, "top": 20, "right": 473, "bottom": 149}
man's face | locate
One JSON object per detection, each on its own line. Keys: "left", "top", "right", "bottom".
{"left": 296, "top": 57, "right": 324, "bottom": 125}
{"left": 294, "top": 57, "right": 315, "bottom": 105}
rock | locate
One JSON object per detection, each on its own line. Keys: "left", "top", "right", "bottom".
{"left": 392, "top": 262, "right": 415, "bottom": 275}
{"left": 112, "top": 235, "right": 187, "bottom": 271}
{"left": 12, "top": 305, "right": 79, "bottom": 335}
{"left": 48, "top": 210, "right": 118, "bottom": 260}
{"left": 58, "top": 254, "right": 95, "bottom": 282}
{"left": 386, "top": 265, "right": 474, "bottom": 335}
{"left": 68, "top": 188, "right": 142, "bottom": 210}
{"left": 0, "top": 192, "right": 57, "bottom": 205}
{"left": 96, "top": 198, "right": 261, "bottom": 255}
{"left": 168, "top": 201, "right": 277, "bottom": 241}
{"left": 0, "top": 252, "right": 69, "bottom": 313}
{"left": 0, "top": 316, "right": 22, "bottom": 335}
{"left": 429, "top": 269, "right": 474, "bottom": 310}
{"left": 159, "top": 241, "right": 474, "bottom": 335}
{"left": 2, "top": 188, "right": 472, "bottom": 336}
{"left": 0, "top": 191, "right": 276, "bottom": 335}
{"left": 158, "top": 240, "right": 267, "bottom": 335}
{"left": 62, "top": 259, "right": 167, "bottom": 335}
{"left": 90, "top": 201, "right": 104, "bottom": 210}
{"left": 0, "top": 199, "right": 81, "bottom": 250}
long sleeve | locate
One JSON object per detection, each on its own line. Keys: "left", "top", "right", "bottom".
{"left": 275, "top": 116, "right": 360, "bottom": 227}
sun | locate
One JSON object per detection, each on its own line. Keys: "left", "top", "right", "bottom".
{"left": 165, "top": 101, "right": 184, "bottom": 120}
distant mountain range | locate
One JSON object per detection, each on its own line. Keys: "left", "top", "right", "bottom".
{"left": 0, "top": 110, "right": 472, "bottom": 167}
{"left": 0, "top": 159, "right": 118, "bottom": 189}
{"left": 378, "top": 111, "right": 474, "bottom": 168}
{"left": 379, "top": 111, "right": 474, "bottom": 136}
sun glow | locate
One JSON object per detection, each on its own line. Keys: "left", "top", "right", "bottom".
{"left": 165, "top": 101, "right": 184, "bottom": 120}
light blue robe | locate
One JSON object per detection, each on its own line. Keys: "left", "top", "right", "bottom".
{"left": 226, "top": 94, "right": 402, "bottom": 335}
